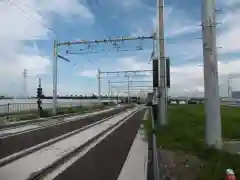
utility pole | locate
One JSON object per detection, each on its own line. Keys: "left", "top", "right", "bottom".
{"left": 127, "top": 76, "right": 130, "bottom": 103}
{"left": 157, "top": 0, "right": 167, "bottom": 126}
{"left": 228, "top": 77, "right": 231, "bottom": 98}
{"left": 130, "top": 79, "right": 133, "bottom": 103}
{"left": 52, "top": 40, "right": 71, "bottom": 115}
{"left": 23, "top": 69, "right": 28, "bottom": 98}
{"left": 108, "top": 80, "right": 111, "bottom": 103}
{"left": 98, "top": 68, "right": 101, "bottom": 104}
{"left": 53, "top": 40, "right": 58, "bottom": 115}
{"left": 202, "top": 0, "right": 222, "bottom": 149}
{"left": 110, "top": 84, "right": 113, "bottom": 103}
{"left": 117, "top": 91, "right": 119, "bottom": 104}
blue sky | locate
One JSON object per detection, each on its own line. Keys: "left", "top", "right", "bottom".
{"left": 0, "top": 0, "right": 240, "bottom": 97}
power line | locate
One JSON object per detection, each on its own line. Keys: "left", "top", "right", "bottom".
{"left": 17, "top": 0, "right": 41, "bottom": 15}
{"left": 52, "top": 36, "right": 154, "bottom": 113}
{"left": 57, "top": 35, "right": 154, "bottom": 46}
{"left": 109, "top": 80, "right": 152, "bottom": 84}
{"left": 7, "top": 0, "right": 56, "bottom": 38}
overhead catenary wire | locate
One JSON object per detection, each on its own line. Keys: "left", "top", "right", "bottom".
{"left": 52, "top": 35, "right": 154, "bottom": 113}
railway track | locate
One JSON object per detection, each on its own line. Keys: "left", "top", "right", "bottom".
{"left": 0, "top": 105, "right": 132, "bottom": 159}
{"left": 52, "top": 106, "right": 147, "bottom": 180}
{"left": 0, "top": 105, "right": 126, "bottom": 138}
{"left": 0, "top": 106, "right": 143, "bottom": 180}
{"left": 0, "top": 106, "right": 116, "bottom": 130}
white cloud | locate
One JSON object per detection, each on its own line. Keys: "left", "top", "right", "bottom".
{"left": 166, "top": 25, "right": 199, "bottom": 38}
{"left": 118, "top": 56, "right": 151, "bottom": 70}
{"left": 120, "top": 2, "right": 240, "bottom": 97}
{"left": 218, "top": 9, "right": 240, "bottom": 54}
{"left": 219, "top": 0, "right": 240, "bottom": 7}
{"left": 2, "top": 0, "right": 240, "bottom": 97}
{"left": 115, "top": 0, "right": 155, "bottom": 11}
{"left": 79, "top": 56, "right": 152, "bottom": 78}
{"left": 79, "top": 70, "right": 98, "bottom": 78}
{"left": 131, "top": 27, "right": 147, "bottom": 37}
{"left": 163, "top": 7, "right": 200, "bottom": 38}
{"left": 126, "top": 2, "right": 240, "bottom": 97}
{"left": 0, "top": 0, "right": 94, "bottom": 96}
{"left": 121, "top": 0, "right": 139, "bottom": 7}
{"left": 166, "top": 38, "right": 203, "bottom": 62}
{"left": 174, "top": 59, "right": 240, "bottom": 96}
{"left": 132, "top": 6, "right": 200, "bottom": 38}
{"left": 34, "top": 0, "right": 94, "bottom": 22}
{"left": 0, "top": 54, "right": 50, "bottom": 77}
{"left": 79, "top": 55, "right": 240, "bottom": 97}
{"left": 0, "top": 1, "right": 48, "bottom": 40}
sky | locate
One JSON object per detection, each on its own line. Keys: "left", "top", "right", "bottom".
{"left": 0, "top": 0, "right": 240, "bottom": 97}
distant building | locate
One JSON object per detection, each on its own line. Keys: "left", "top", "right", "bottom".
{"left": 232, "top": 91, "right": 240, "bottom": 99}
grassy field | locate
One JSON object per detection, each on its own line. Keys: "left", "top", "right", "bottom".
{"left": 144, "top": 104, "right": 240, "bottom": 180}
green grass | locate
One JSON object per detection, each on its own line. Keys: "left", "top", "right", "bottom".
{"left": 143, "top": 104, "right": 240, "bottom": 180}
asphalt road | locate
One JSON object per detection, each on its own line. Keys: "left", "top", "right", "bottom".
{"left": 0, "top": 105, "right": 132, "bottom": 159}
{"left": 53, "top": 108, "right": 145, "bottom": 180}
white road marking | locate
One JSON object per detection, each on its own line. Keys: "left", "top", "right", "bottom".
{"left": 117, "top": 128, "right": 148, "bottom": 180}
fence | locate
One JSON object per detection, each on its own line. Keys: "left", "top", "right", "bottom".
{"left": 0, "top": 99, "right": 116, "bottom": 115}
{"left": 220, "top": 100, "right": 240, "bottom": 107}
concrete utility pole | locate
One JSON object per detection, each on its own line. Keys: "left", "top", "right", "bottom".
{"left": 157, "top": 0, "right": 167, "bottom": 126}
{"left": 202, "top": 0, "right": 222, "bottom": 149}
